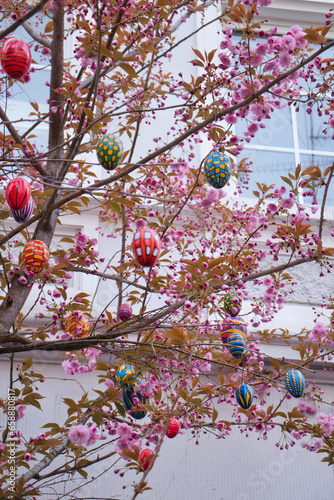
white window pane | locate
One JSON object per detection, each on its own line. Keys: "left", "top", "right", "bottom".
{"left": 236, "top": 106, "right": 293, "bottom": 148}
{"left": 300, "top": 154, "right": 334, "bottom": 205}
{"left": 240, "top": 149, "right": 295, "bottom": 196}
{"left": 297, "top": 104, "right": 333, "bottom": 151}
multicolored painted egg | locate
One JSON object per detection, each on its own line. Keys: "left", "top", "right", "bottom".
{"left": 227, "top": 333, "right": 246, "bottom": 359}
{"left": 122, "top": 384, "right": 148, "bottom": 420}
{"left": 1, "top": 38, "right": 31, "bottom": 79}
{"left": 6, "top": 177, "right": 31, "bottom": 210}
{"left": 96, "top": 134, "right": 123, "bottom": 170}
{"left": 285, "top": 369, "right": 305, "bottom": 398}
{"left": 132, "top": 227, "right": 161, "bottom": 267}
{"left": 236, "top": 383, "right": 253, "bottom": 409}
{"left": 139, "top": 448, "right": 154, "bottom": 470}
{"left": 116, "top": 364, "right": 136, "bottom": 387}
{"left": 166, "top": 417, "right": 180, "bottom": 439}
{"left": 64, "top": 312, "right": 89, "bottom": 338}
{"left": 203, "top": 151, "right": 231, "bottom": 189}
{"left": 118, "top": 303, "right": 133, "bottom": 322}
{"left": 224, "top": 291, "right": 242, "bottom": 317}
{"left": 22, "top": 240, "right": 49, "bottom": 274}
{"left": 11, "top": 196, "right": 34, "bottom": 223}
{"left": 220, "top": 316, "right": 248, "bottom": 344}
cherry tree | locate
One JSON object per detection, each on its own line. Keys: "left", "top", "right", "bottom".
{"left": 0, "top": 0, "right": 334, "bottom": 498}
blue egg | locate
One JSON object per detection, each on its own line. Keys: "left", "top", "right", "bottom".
{"left": 203, "top": 151, "right": 231, "bottom": 189}
{"left": 235, "top": 383, "right": 253, "bottom": 409}
{"left": 122, "top": 384, "right": 148, "bottom": 420}
{"left": 227, "top": 333, "right": 246, "bottom": 359}
{"left": 116, "top": 364, "right": 136, "bottom": 387}
{"left": 285, "top": 369, "right": 305, "bottom": 398}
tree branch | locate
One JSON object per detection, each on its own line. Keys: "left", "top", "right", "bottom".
{"left": 0, "top": 0, "right": 50, "bottom": 41}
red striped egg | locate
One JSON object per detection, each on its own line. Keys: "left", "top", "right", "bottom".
{"left": 11, "top": 196, "right": 34, "bottom": 223}
{"left": 132, "top": 227, "right": 161, "bottom": 267}
{"left": 118, "top": 303, "right": 132, "bottom": 322}
{"left": 1, "top": 38, "right": 31, "bottom": 79}
{"left": 22, "top": 240, "right": 49, "bottom": 274}
{"left": 6, "top": 177, "right": 31, "bottom": 210}
{"left": 139, "top": 449, "right": 154, "bottom": 470}
{"left": 166, "top": 417, "right": 180, "bottom": 438}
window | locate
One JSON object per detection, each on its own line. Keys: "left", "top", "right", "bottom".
{"left": 235, "top": 101, "right": 334, "bottom": 205}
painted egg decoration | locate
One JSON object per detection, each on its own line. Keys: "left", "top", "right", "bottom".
{"left": 1, "top": 38, "right": 31, "bottom": 79}
{"left": 22, "top": 240, "right": 49, "bottom": 274}
{"left": 96, "top": 134, "right": 123, "bottom": 170}
{"left": 139, "top": 448, "right": 154, "bottom": 470}
{"left": 116, "top": 364, "right": 136, "bottom": 387}
{"left": 132, "top": 227, "right": 161, "bottom": 267}
{"left": 224, "top": 291, "right": 242, "bottom": 317}
{"left": 64, "top": 312, "right": 89, "bottom": 338}
{"left": 285, "top": 369, "right": 305, "bottom": 398}
{"left": 227, "top": 333, "right": 246, "bottom": 359}
{"left": 11, "top": 196, "right": 34, "bottom": 223}
{"left": 118, "top": 303, "right": 133, "bottom": 322}
{"left": 220, "top": 316, "right": 248, "bottom": 344}
{"left": 6, "top": 177, "right": 31, "bottom": 210}
{"left": 203, "top": 151, "right": 231, "bottom": 189}
{"left": 122, "top": 384, "right": 148, "bottom": 420}
{"left": 166, "top": 417, "right": 180, "bottom": 439}
{"left": 236, "top": 383, "right": 253, "bottom": 409}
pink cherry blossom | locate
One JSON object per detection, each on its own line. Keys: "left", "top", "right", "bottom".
{"left": 68, "top": 424, "right": 90, "bottom": 446}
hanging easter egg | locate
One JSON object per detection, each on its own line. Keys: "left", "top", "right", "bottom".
{"left": 6, "top": 177, "right": 31, "bottom": 210}
{"left": 96, "top": 134, "right": 123, "bottom": 170}
{"left": 64, "top": 312, "right": 89, "bottom": 338}
{"left": 139, "top": 448, "right": 154, "bottom": 470}
{"left": 10, "top": 196, "right": 34, "bottom": 223}
{"left": 1, "top": 38, "right": 31, "bottom": 79}
{"left": 166, "top": 417, "right": 180, "bottom": 439}
{"left": 122, "top": 384, "right": 148, "bottom": 420}
{"left": 236, "top": 383, "right": 253, "bottom": 409}
{"left": 116, "top": 364, "right": 136, "bottom": 387}
{"left": 203, "top": 151, "right": 231, "bottom": 189}
{"left": 118, "top": 303, "right": 133, "bottom": 322}
{"left": 285, "top": 369, "right": 305, "bottom": 398}
{"left": 224, "top": 291, "right": 242, "bottom": 317}
{"left": 132, "top": 227, "right": 161, "bottom": 267}
{"left": 22, "top": 240, "right": 49, "bottom": 274}
{"left": 227, "top": 333, "right": 246, "bottom": 359}
{"left": 220, "top": 316, "right": 248, "bottom": 344}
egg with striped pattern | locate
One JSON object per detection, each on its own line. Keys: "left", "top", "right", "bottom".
{"left": 22, "top": 240, "right": 49, "bottom": 274}
{"left": 1, "top": 38, "right": 31, "bottom": 79}
{"left": 227, "top": 333, "right": 246, "bottom": 359}
{"left": 236, "top": 383, "right": 253, "bottom": 409}
{"left": 122, "top": 384, "right": 148, "bottom": 420}
{"left": 285, "top": 369, "right": 305, "bottom": 398}
{"left": 221, "top": 316, "right": 248, "bottom": 344}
